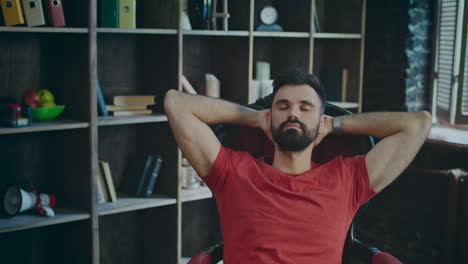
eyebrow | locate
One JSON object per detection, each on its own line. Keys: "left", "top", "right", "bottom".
{"left": 274, "top": 99, "right": 315, "bottom": 107}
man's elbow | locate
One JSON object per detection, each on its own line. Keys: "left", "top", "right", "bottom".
{"left": 409, "top": 111, "right": 432, "bottom": 135}
{"left": 164, "top": 89, "right": 179, "bottom": 115}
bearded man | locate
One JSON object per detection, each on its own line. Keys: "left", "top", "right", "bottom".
{"left": 164, "top": 69, "right": 432, "bottom": 264}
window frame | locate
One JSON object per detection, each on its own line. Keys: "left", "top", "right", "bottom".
{"left": 432, "top": 0, "right": 468, "bottom": 125}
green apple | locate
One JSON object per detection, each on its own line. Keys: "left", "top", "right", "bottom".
{"left": 41, "top": 101, "right": 57, "bottom": 108}
{"left": 38, "top": 89, "right": 55, "bottom": 103}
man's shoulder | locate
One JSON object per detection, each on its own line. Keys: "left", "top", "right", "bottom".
{"left": 219, "top": 145, "right": 256, "bottom": 163}
{"left": 317, "top": 155, "right": 365, "bottom": 172}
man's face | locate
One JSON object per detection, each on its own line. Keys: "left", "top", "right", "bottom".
{"left": 270, "top": 84, "right": 323, "bottom": 152}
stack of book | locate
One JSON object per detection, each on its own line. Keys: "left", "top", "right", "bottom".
{"left": 107, "top": 95, "right": 157, "bottom": 116}
{"left": 119, "top": 154, "right": 164, "bottom": 197}
{"left": 97, "top": 160, "right": 117, "bottom": 203}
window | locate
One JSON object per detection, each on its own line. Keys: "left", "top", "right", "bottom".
{"left": 433, "top": 0, "right": 468, "bottom": 124}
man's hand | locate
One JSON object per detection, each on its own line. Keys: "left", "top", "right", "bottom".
{"left": 258, "top": 109, "right": 273, "bottom": 142}
{"left": 312, "top": 115, "right": 333, "bottom": 147}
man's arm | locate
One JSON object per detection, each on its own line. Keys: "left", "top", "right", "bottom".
{"left": 331, "top": 111, "right": 432, "bottom": 193}
{"left": 164, "top": 90, "right": 267, "bottom": 177}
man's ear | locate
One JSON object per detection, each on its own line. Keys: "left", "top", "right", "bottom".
{"left": 320, "top": 114, "right": 326, "bottom": 126}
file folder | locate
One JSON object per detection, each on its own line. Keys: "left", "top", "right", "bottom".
{"left": 100, "top": 0, "right": 119, "bottom": 27}
{"left": 119, "top": 0, "right": 135, "bottom": 29}
{"left": 45, "top": 0, "right": 65, "bottom": 27}
{"left": 21, "top": 0, "right": 45, "bottom": 26}
{"left": 1, "top": 0, "right": 25, "bottom": 26}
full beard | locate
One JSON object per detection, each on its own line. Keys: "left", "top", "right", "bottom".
{"left": 271, "top": 119, "right": 320, "bottom": 153}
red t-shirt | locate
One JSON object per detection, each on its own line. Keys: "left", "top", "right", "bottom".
{"left": 202, "top": 146, "right": 377, "bottom": 264}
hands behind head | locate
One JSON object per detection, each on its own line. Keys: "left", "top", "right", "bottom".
{"left": 312, "top": 115, "right": 333, "bottom": 148}
{"left": 258, "top": 109, "right": 274, "bottom": 143}
{"left": 258, "top": 109, "right": 333, "bottom": 148}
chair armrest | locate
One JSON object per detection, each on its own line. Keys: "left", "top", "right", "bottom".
{"left": 347, "top": 239, "right": 401, "bottom": 264}
{"left": 187, "top": 253, "right": 211, "bottom": 264}
{"left": 372, "top": 252, "right": 402, "bottom": 264}
{"left": 187, "top": 242, "right": 224, "bottom": 264}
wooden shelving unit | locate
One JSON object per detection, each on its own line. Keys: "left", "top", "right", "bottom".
{"left": 0, "top": 0, "right": 366, "bottom": 263}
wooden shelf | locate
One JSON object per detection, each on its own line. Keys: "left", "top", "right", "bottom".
{"left": 97, "top": 114, "right": 168, "bottom": 126}
{"left": 180, "top": 186, "right": 213, "bottom": 203}
{"left": 0, "top": 27, "right": 88, "bottom": 33}
{"left": 0, "top": 208, "right": 90, "bottom": 234}
{"left": 0, "top": 121, "right": 89, "bottom": 135}
{"left": 253, "top": 31, "right": 310, "bottom": 38}
{"left": 328, "top": 101, "right": 359, "bottom": 109}
{"left": 98, "top": 195, "right": 177, "bottom": 216}
{"left": 313, "top": 33, "right": 361, "bottom": 39}
{"left": 97, "top": 28, "right": 177, "bottom": 35}
{"left": 183, "top": 30, "right": 249, "bottom": 36}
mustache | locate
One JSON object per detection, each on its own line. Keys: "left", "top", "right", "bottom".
{"left": 279, "top": 119, "right": 307, "bottom": 131}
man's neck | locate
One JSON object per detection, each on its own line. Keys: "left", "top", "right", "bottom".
{"left": 272, "top": 146, "right": 314, "bottom": 175}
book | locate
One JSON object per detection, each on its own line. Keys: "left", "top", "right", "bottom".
{"left": 1, "top": 0, "right": 25, "bottom": 26}
{"left": 113, "top": 95, "right": 156, "bottom": 105}
{"left": 21, "top": 0, "right": 45, "bottom": 26}
{"left": 96, "top": 171, "right": 107, "bottom": 204}
{"left": 313, "top": 1, "right": 320, "bottom": 33}
{"left": 99, "top": 161, "right": 117, "bottom": 202}
{"left": 110, "top": 109, "right": 152, "bottom": 116}
{"left": 120, "top": 155, "right": 154, "bottom": 196}
{"left": 97, "top": 81, "right": 109, "bottom": 116}
{"left": 118, "top": 0, "right": 135, "bottom": 29}
{"left": 140, "top": 155, "right": 163, "bottom": 197}
{"left": 100, "top": 0, "right": 119, "bottom": 27}
{"left": 44, "top": 0, "right": 65, "bottom": 27}
{"left": 136, "top": 156, "right": 156, "bottom": 196}
{"left": 106, "top": 104, "right": 150, "bottom": 111}
{"left": 98, "top": 165, "right": 110, "bottom": 202}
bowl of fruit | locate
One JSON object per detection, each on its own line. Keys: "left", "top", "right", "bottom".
{"left": 23, "top": 89, "right": 65, "bottom": 122}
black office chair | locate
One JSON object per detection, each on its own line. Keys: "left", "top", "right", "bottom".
{"left": 188, "top": 94, "right": 402, "bottom": 264}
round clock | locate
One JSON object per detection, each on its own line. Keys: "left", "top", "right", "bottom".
{"left": 260, "top": 6, "right": 278, "bottom": 25}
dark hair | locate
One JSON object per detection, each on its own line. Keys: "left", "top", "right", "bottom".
{"left": 272, "top": 68, "right": 326, "bottom": 113}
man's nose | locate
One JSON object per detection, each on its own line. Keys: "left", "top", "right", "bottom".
{"left": 287, "top": 107, "right": 300, "bottom": 120}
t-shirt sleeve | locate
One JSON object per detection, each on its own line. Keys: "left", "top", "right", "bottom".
{"left": 343, "top": 155, "right": 377, "bottom": 209}
{"left": 201, "top": 145, "right": 233, "bottom": 193}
